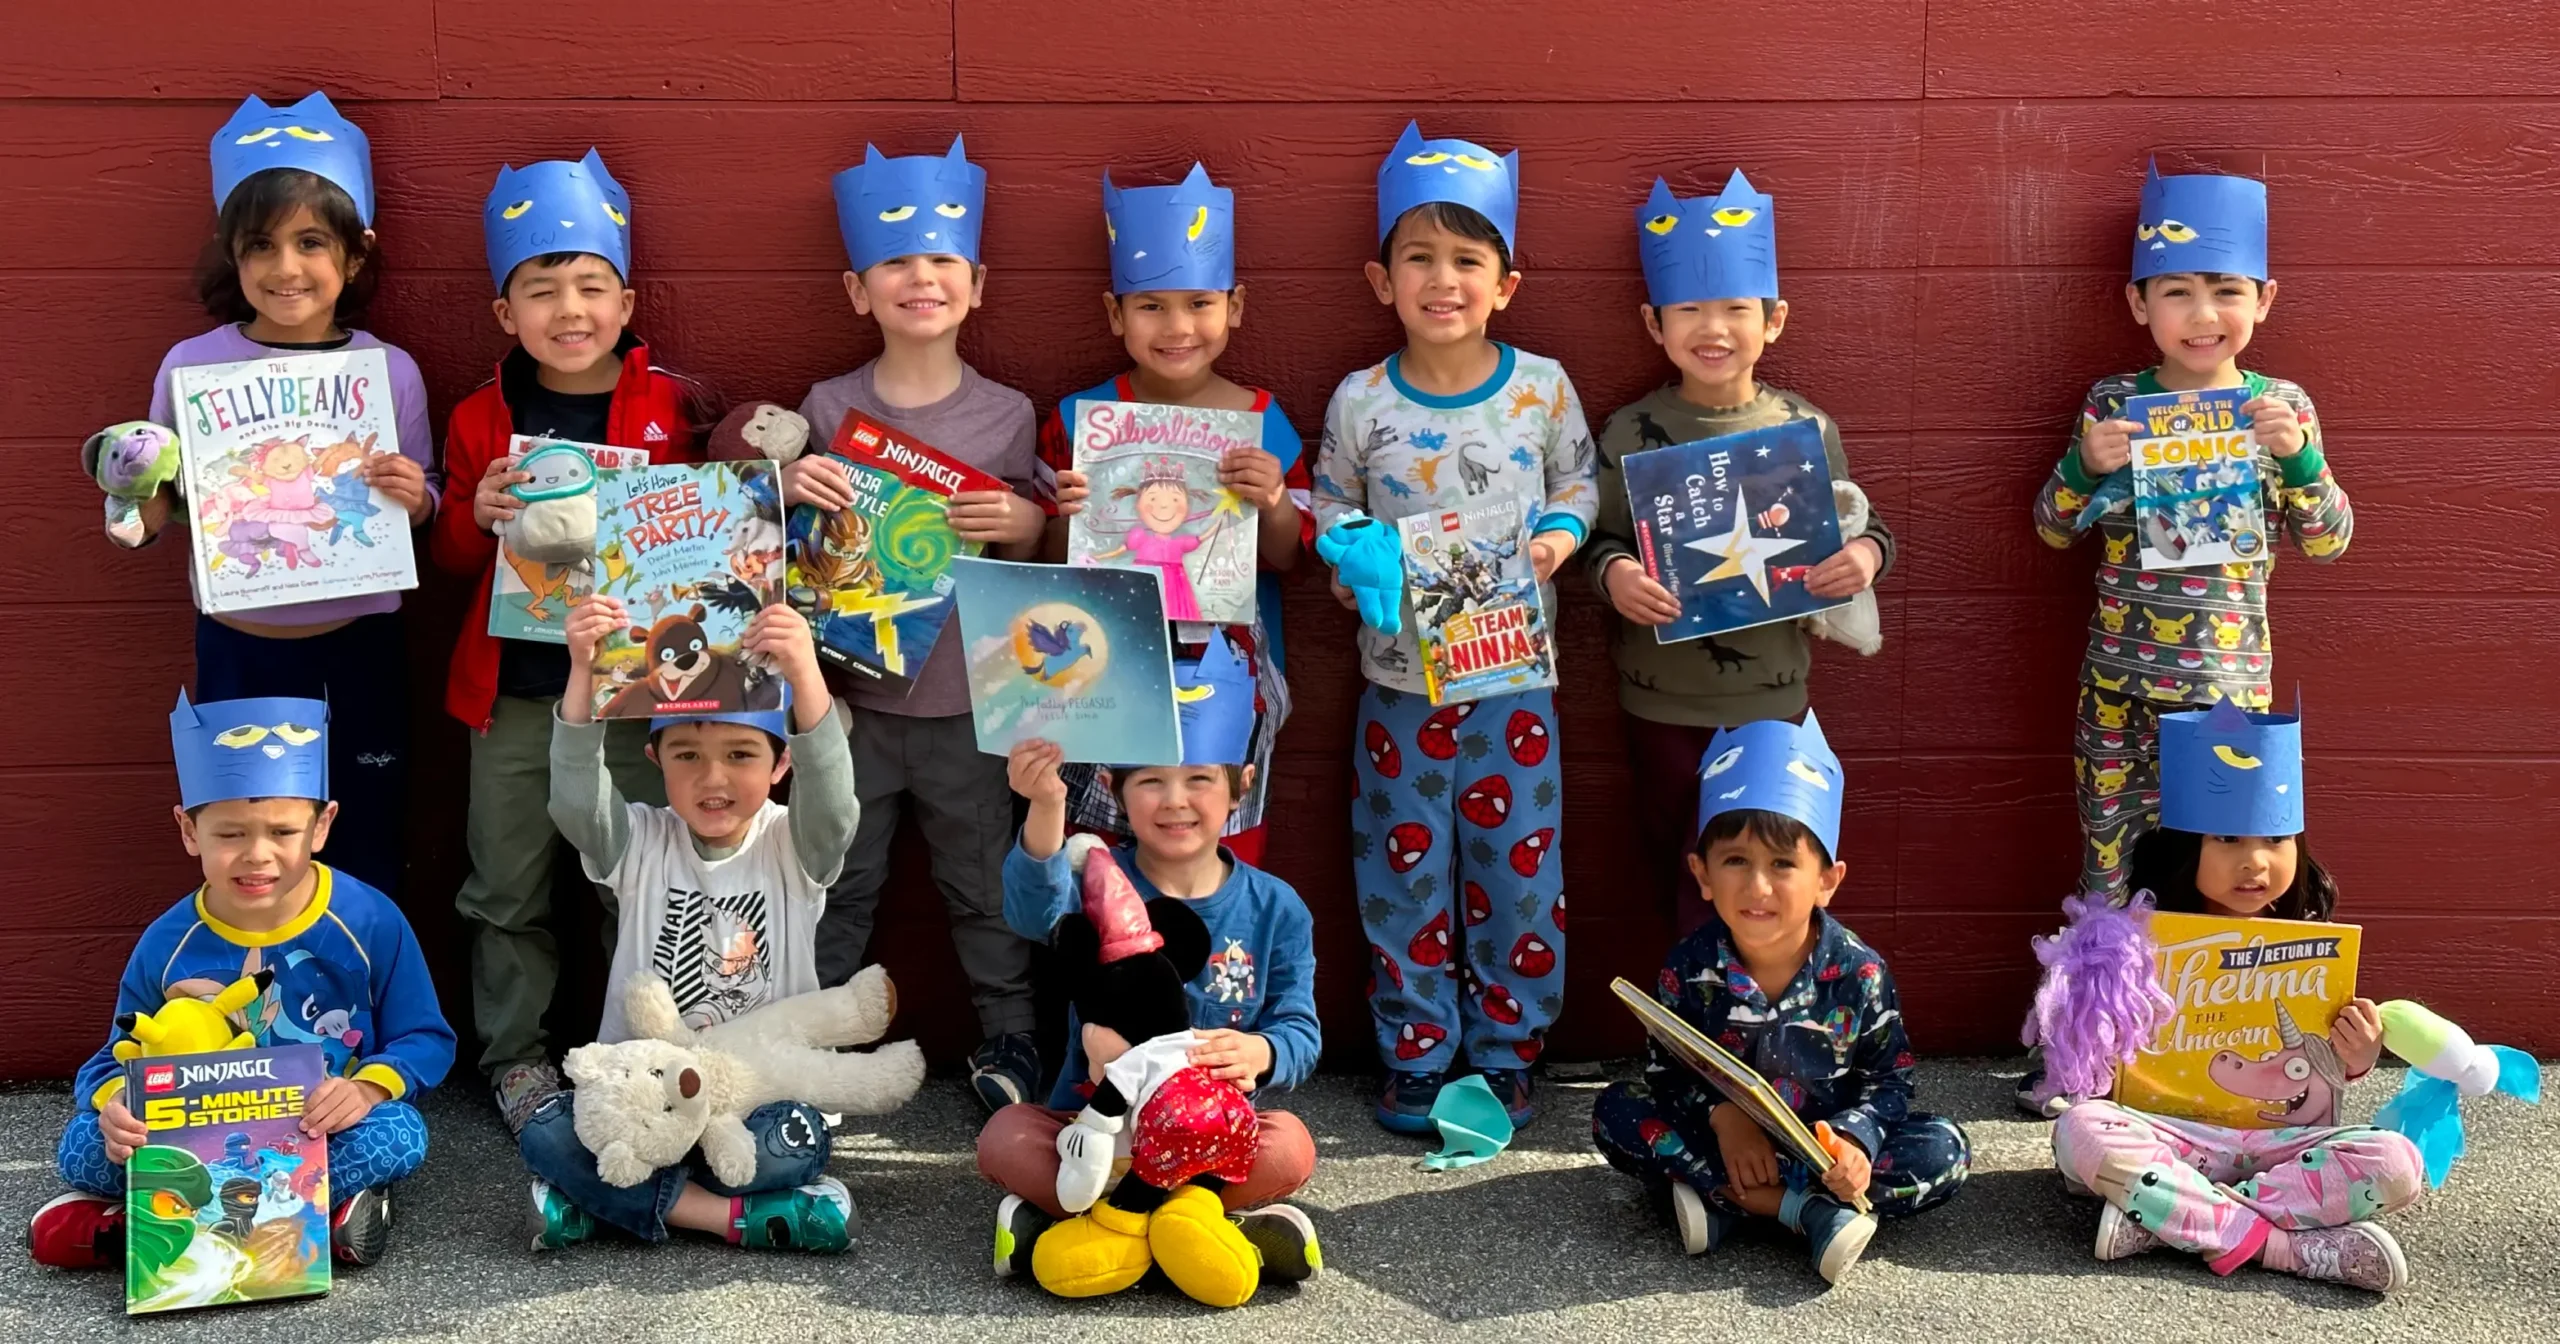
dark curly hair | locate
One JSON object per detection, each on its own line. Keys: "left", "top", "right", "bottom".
{"left": 1378, "top": 200, "right": 1512, "bottom": 276}
{"left": 2128, "top": 826, "right": 2338, "bottom": 922}
{"left": 194, "top": 168, "right": 379, "bottom": 329}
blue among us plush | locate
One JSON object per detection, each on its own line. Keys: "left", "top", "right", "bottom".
{"left": 2131, "top": 160, "right": 2268, "bottom": 282}
{"left": 832, "top": 137, "right": 987, "bottom": 272}
{"left": 1102, "top": 163, "right": 1234, "bottom": 294}
{"left": 1694, "top": 710, "right": 1845, "bottom": 861}
{"left": 209, "top": 91, "right": 375, "bottom": 223}
{"left": 2157, "top": 698, "right": 2303, "bottom": 837}
{"left": 484, "top": 149, "right": 634, "bottom": 294}
{"left": 1375, "top": 121, "right": 1520, "bottom": 253}
{"left": 172, "top": 691, "right": 329, "bottom": 810}
{"left": 1637, "top": 169, "right": 1778, "bottom": 305}
{"left": 1168, "top": 632, "right": 1256, "bottom": 767}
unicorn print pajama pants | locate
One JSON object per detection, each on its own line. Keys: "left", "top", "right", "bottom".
{"left": 2051, "top": 1100, "right": 2425, "bottom": 1272}
{"left": 1351, "top": 684, "right": 1564, "bottom": 1074}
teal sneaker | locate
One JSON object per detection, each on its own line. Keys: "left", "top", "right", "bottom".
{"left": 525, "top": 1179, "right": 592, "bottom": 1253}
{"left": 1782, "top": 1188, "right": 1877, "bottom": 1286}
{"left": 736, "top": 1177, "right": 857, "bottom": 1253}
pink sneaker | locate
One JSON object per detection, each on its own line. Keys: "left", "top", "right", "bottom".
{"left": 2288, "top": 1224, "right": 2409, "bottom": 1293}
{"left": 2094, "top": 1200, "right": 2160, "bottom": 1261}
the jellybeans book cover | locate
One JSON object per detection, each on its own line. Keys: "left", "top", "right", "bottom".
{"left": 488, "top": 437, "right": 650, "bottom": 643}
{"left": 2114, "top": 911, "right": 2362, "bottom": 1129}
{"left": 1398, "top": 494, "right": 1556, "bottom": 705}
{"left": 2127, "top": 386, "right": 2263, "bottom": 571}
{"left": 787, "top": 412, "right": 1005, "bottom": 696}
{"left": 949, "top": 557, "right": 1180, "bottom": 763}
{"left": 169, "top": 350, "right": 418, "bottom": 615}
{"left": 585, "top": 461, "right": 787, "bottom": 720}
{"left": 125, "top": 1044, "right": 331, "bottom": 1314}
{"left": 1065, "top": 400, "right": 1259, "bottom": 626}
{"left": 1623, "top": 419, "right": 1847, "bottom": 643}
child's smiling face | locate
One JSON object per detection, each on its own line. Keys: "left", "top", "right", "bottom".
{"left": 1366, "top": 214, "right": 1517, "bottom": 346}
{"left": 649, "top": 723, "right": 789, "bottom": 847}
{"left": 1646, "top": 297, "right": 1788, "bottom": 402}
{"left": 234, "top": 204, "right": 357, "bottom": 339}
{"left": 496, "top": 253, "right": 634, "bottom": 381}
{"left": 1114, "top": 764, "right": 1249, "bottom": 867}
{"left": 850, "top": 254, "right": 982, "bottom": 342}
{"left": 1687, "top": 828, "right": 1843, "bottom": 964}
{"left": 2128, "top": 272, "right": 2276, "bottom": 384}
{"left": 1109, "top": 288, "right": 1241, "bottom": 387}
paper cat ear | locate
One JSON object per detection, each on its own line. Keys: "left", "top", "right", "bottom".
{"left": 172, "top": 689, "right": 202, "bottom": 729}
{"left": 284, "top": 91, "right": 336, "bottom": 119}
{"left": 944, "top": 134, "right": 970, "bottom": 164}
{"left": 1643, "top": 177, "right": 1679, "bottom": 215}
{"left": 2146, "top": 156, "right": 2165, "bottom": 185}
{"left": 1392, "top": 120, "right": 1425, "bottom": 157}
{"left": 863, "top": 143, "right": 889, "bottom": 169}
{"left": 1101, "top": 170, "right": 1121, "bottom": 208}
{"left": 1502, "top": 148, "right": 1520, "bottom": 180}
{"left": 579, "top": 146, "right": 608, "bottom": 175}
{"left": 1179, "top": 161, "right": 1213, "bottom": 190}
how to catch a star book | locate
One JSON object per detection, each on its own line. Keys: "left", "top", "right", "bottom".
{"left": 125, "top": 1044, "right": 331, "bottom": 1314}
{"left": 2115, "top": 912, "right": 2361, "bottom": 1130}
{"left": 1398, "top": 494, "right": 1556, "bottom": 705}
{"left": 1065, "top": 400, "right": 1260, "bottom": 626}
{"left": 586, "top": 461, "right": 787, "bottom": 720}
{"left": 2126, "top": 386, "right": 2263, "bottom": 571}
{"left": 787, "top": 412, "right": 1006, "bottom": 696}
{"left": 948, "top": 557, "right": 1180, "bottom": 764}
{"left": 170, "top": 349, "right": 418, "bottom": 615}
{"left": 1623, "top": 419, "right": 1847, "bottom": 643}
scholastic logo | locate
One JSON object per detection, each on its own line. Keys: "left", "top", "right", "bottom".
{"left": 642, "top": 420, "right": 669, "bottom": 444}
{"left": 142, "top": 1065, "right": 176, "bottom": 1094}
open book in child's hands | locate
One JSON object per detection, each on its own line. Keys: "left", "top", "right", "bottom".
{"left": 1611, "top": 977, "right": 1870, "bottom": 1213}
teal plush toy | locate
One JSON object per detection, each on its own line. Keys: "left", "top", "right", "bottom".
{"left": 1315, "top": 511, "right": 1405, "bottom": 637}
{"left": 2371, "top": 999, "right": 2541, "bottom": 1188}
{"left": 81, "top": 421, "right": 181, "bottom": 547}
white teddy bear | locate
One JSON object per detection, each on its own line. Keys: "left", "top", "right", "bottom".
{"left": 1805, "top": 479, "right": 1884, "bottom": 657}
{"left": 563, "top": 964, "right": 927, "bottom": 1188}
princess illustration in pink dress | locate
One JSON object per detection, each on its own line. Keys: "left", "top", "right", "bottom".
{"left": 1087, "top": 456, "right": 1236, "bottom": 622}
{"left": 235, "top": 436, "right": 339, "bottom": 570}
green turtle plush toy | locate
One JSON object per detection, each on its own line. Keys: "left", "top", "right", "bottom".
{"left": 82, "top": 421, "right": 182, "bottom": 547}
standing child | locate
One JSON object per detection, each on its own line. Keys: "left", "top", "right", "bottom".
{"left": 2031, "top": 164, "right": 2351, "bottom": 900}
{"left": 431, "top": 148, "right": 718, "bottom": 1134}
{"left": 107, "top": 92, "right": 440, "bottom": 900}
{"left": 1040, "top": 162, "right": 1311, "bottom": 868}
{"left": 29, "top": 693, "right": 455, "bottom": 1270}
{"left": 1583, "top": 168, "right": 1894, "bottom": 933}
{"left": 1313, "top": 123, "right": 1596, "bottom": 1132}
{"left": 1590, "top": 714, "right": 1970, "bottom": 1286}
{"left": 783, "top": 137, "right": 1048, "bottom": 1113}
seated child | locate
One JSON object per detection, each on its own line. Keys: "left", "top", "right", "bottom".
{"left": 2046, "top": 701, "right": 2422, "bottom": 1293}
{"left": 514, "top": 596, "right": 864, "bottom": 1253}
{"left": 1591, "top": 713, "right": 1969, "bottom": 1286}
{"left": 979, "top": 635, "right": 1322, "bottom": 1291}
{"left": 30, "top": 693, "right": 455, "bottom": 1269}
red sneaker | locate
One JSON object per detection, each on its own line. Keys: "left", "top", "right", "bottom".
{"left": 27, "top": 1192, "right": 122, "bottom": 1269}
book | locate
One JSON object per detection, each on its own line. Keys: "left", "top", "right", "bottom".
{"left": 169, "top": 349, "right": 419, "bottom": 615}
{"left": 1610, "top": 978, "right": 1869, "bottom": 1214}
{"left": 124, "top": 1044, "right": 331, "bottom": 1314}
{"left": 1064, "top": 400, "right": 1260, "bottom": 625}
{"left": 2126, "top": 386, "right": 2266, "bottom": 570}
{"left": 487, "top": 437, "right": 650, "bottom": 643}
{"left": 1623, "top": 419, "right": 1850, "bottom": 643}
{"left": 948, "top": 557, "right": 1180, "bottom": 764}
{"left": 585, "top": 461, "right": 788, "bottom": 720}
{"left": 1397, "top": 494, "right": 1556, "bottom": 705}
{"left": 785, "top": 412, "right": 1005, "bottom": 696}
{"left": 2114, "top": 911, "right": 2363, "bottom": 1129}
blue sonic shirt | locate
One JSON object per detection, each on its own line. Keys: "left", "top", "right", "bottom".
{"left": 76, "top": 865, "right": 457, "bottom": 1112}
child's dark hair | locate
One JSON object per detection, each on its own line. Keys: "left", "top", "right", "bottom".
{"left": 184, "top": 797, "right": 328, "bottom": 822}
{"left": 2139, "top": 272, "right": 2262, "bottom": 298}
{"left": 195, "top": 169, "right": 378, "bottom": 328}
{"left": 1693, "top": 807, "right": 1833, "bottom": 868}
{"left": 1646, "top": 299, "right": 1780, "bottom": 322}
{"left": 2128, "top": 827, "right": 2337, "bottom": 922}
{"left": 1379, "top": 201, "right": 1513, "bottom": 275}
{"left": 1110, "top": 764, "right": 1246, "bottom": 810}
{"left": 503, "top": 251, "right": 630, "bottom": 297}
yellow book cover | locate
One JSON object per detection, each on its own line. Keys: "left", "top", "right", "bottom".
{"left": 2115, "top": 912, "right": 2361, "bottom": 1129}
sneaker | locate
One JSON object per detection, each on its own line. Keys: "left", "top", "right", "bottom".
{"left": 1664, "top": 1180, "right": 1733, "bottom": 1257}
{"left": 1475, "top": 1067, "right": 1536, "bottom": 1126}
{"left": 736, "top": 1177, "right": 857, "bottom": 1253}
{"left": 2094, "top": 1199, "right": 2160, "bottom": 1261}
{"left": 27, "top": 1192, "right": 122, "bottom": 1269}
{"left": 526, "top": 1178, "right": 593, "bottom": 1253}
{"left": 2289, "top": 1223, "right": 2410, "bottom": 1294}
{"left": 493, "top": 1061, "right": 568, "bottom": 1136}
{"left": 331, "top": 1185, "right": 394, "bottom": 1266}
{"left": 1795, "top": 1193, "right": 1878, "bottom": 1286}
{"left": 993, "top": 1193, "right": 1050, "bottom": 1279}
{"left": 1376, "top": 1070, "right": 1446, "bottom": 1135}
{"left": 969, "top": 1032, "right": 1041, "bottom": 1114}
{"left": 2015, "top": 1067, "right": 2075, "bottom": 1118}
{"left": 1236, "top": 1203, "right": 1322, "bottom": 1283}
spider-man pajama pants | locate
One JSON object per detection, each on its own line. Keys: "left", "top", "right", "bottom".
{"left": 1351, "top": 683, "right": 1564, "bottom": 1074}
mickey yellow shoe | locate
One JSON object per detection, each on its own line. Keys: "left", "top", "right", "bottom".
{"left": 1030, "top": 1200, "right": 1153, "bottom": 1298}
{"left": 1147, "top": 1185, "right": 1261, "bottom": 1308}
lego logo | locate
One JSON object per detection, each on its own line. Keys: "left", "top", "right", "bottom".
{"left": 854, "top": 428, "right": 880, "bottom": 447}
{"left": 1441, "top": 513, "right": 1462, "bottom": 532}
{"left": 142, "top": 1065, "right": 175, "bottom": 1093}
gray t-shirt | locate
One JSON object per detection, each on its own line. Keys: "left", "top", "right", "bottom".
{"left": 796, "top": 360, "right": 1044, "bottom": 718}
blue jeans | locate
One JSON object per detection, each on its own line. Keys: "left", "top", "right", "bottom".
{"left": 58, "top": 1100, "right": 429, "bottom": 1212}
{"left": 517, "top": 1093, "right": 830, "bottom": 1242}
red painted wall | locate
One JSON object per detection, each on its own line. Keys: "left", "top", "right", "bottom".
{"left": 6, "top": 1, "right": 2556, "bottom": 1077}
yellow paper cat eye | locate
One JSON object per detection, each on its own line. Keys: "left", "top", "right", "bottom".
{"left": 2212, "top": 744, "right": 2263, "bottom": 769}
{"left": 234, "top": 128, "right": 280, "bottom": 145}
{"left": 934, "top": 203, "right": 968, "bottom": 218}
{"left": 2136, "top": 223, "right": 2159, "bottom": 241}
{"left": 602, "top": 202, "right": 627, "bottom": 226}
{"left": 213, "top": 725, "right": 271, "bottom": 749}
{"left": 502, "top": 200, "right": 534, "bottom": 220}
{"left": 284, "top": 126, "right": 334, "bottom": 142}
{"left": 273, "top": 724, "right": 321, "bottom": 746}
{"left": 1644, "top": 213, "right": 1681, "bottom": 235}
{"left": 1711, "top": 206, "right": 1759, "bottom": 228}
{"left": 1453, "top": 153, "right": 1497, "bottom": 171}
{"left": 1186, "top": 206, "right": 1209, "bottom": 240}
{"left": 2157, "top": 220, "right": 2198, "bottom": 243}
{"left": 1105, "top": 216, "right": 1116, "bottom": 242}
{"left": 877, "top": 205, "right": 917, "bottom": 222}
{"left": 1404, "top": 151, "right": 1451, "bottom": 166}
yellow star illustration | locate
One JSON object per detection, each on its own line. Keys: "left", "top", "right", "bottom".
{"left": 1685, "top": 490, "right": 1805, "bottom": 605}
{"left": 829, "top": 588, "right": 945, "bottom": 675}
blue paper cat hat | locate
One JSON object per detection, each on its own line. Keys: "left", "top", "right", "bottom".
{"left": 173, "top": 691, "right": 329, "bottom": 811}
{"left": 1638, "top": 170, "right": 1778, "bottom": 305}
{"left": 1171, "top": 632, "right": 1256, "bottom": 767}
{"left": 832, "top": 137, "right": 987, "bottom": 272}
{"left": 651, "top": 683, "right": 792, "bottom": 744}
{"left": 2132, "top": 160, "right": 2268, "bottom": 282}
{"left": 483, "top": 149, "right": 633, "bottom": 294}
{"left": 1694, "top": 711, "right": 1844, "bottom": 861}
{"left": 210, "top": 91, "right": 375, "bottom": 224}
{"left": 2158, "top": 698, "right": 2303, "bottom": 836}
{"left": 1376, "top": 121, "right": 1520, "bottom": 252}
{"left": 1102, "top": 163, "right": 1235, "bottom": 294}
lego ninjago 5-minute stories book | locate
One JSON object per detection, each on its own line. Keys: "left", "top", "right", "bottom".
{"left": 125, "top": 1045, "right": 331, "bottom": 1314}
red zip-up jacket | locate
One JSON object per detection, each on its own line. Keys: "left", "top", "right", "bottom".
{"left": 430, "top": 336, "right": 710, "bottom": 731}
